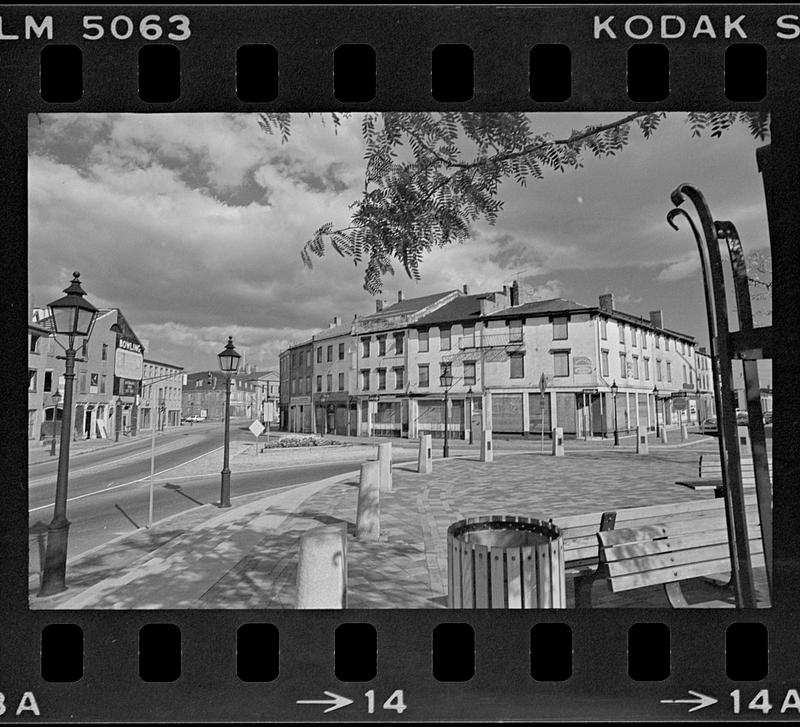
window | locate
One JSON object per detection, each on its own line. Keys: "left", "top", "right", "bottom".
{"left": 665, "top": 338, "right": 670, "bottom": 351}
{"left": 666, "top": 362, "right": 672, "bottom": 382}
{"left": 361, "top": 337, "right": 371, "bottom": 357}
{"left": 440, "top": 362, "right": 452, "bottom": 384}
{"left": 327, "top": 345, "right": 333, "bottom": 362}
{"left": 682, "top": 364, "right": 687, "bottom": 383}
{"left": 631, "top": 328, "right": 637, "bottom": 347}
{"left": 394, "top": 367, "right": 404, "bottom": 389}
{"left": 29, "top": 336, "right": 39, "bottom": 354}
{"left": 377, "top": 368, "right": 386, "bottom": 390}
{"left": 509, "top": 353, "right": 524, "bottom": 379}
{"left": 553, "top": 351, "right": 569, "bottom": 377}
{"left": 600, "top": 318, "right": 607, "bottom": 340}
{"left": 418, "top": 364, "right": 429, "bottom": 387}
{"left": 326, "top": 373, "right": 332, "bottom": 391}
{"left": 100, "top": 374, "right": 106, "bottom": 394}
{"left": 305, "top": 375, "right": 311, "bottom": 393}
{"left": 291, "top": 379, "right": 297, "bottom": 394}
{"left": 552, "top": 316, "right": 568, "bottom": 340}
{"left": 90, "top": 373, "right": 99, "bottom": 393}
{"left": 656, "top": 360, "right": 663, "bottom": 381}
{"left": 43, "top": 370, "right": 53, "bottom": 392}
{"left": 339, "top": 342, "right": 345, "bottom": 360}
{"left": 601, "top": 350, "right": 609, "bottom": 377}
{"left": 619, "top": 353, "right": 627, "bottom": 378}
{"left": 464, "top": 361, "right": 476, "bottom": 386}
{"left": 306, "top": 351, "right": 311, "bottom": 367}
{"left": 102, "top": 343, "right": 108, "bottom": 361}
{"left": 462, "top": 324, "right": 475, "bottom": 348}
{"left": 656, "top": 336, "right": 661, "bottom": 349}
{"left": 509, "top": 319, "right": 523, "bottom": 343}
{"left": 82, "top": 339, "right": 89, "bottom": 358}
{"left": 338, "top": 372, "right": 345, "bottom": 391}
{"left": 619, "top": 325, "right": 625, "bottom": 344}
{"left": 440, "top": 327, "right": 451, "bottom": 351}
{"left": 394, "top": 333, "right": 404, "bottom": 355}
{"left": 361, "top": 369, "right": 370, "bottom": 390}
{"left": 79, "top": 373, "right": 87, "bottom": 394}
{"left": 644, "top": 358, "right": 650, "bottom": 380}
{"left": 378, "top": 336, "right": 386, "bottom": 356}
{"left": 418, "top": 329, "right": 429, "bottom": 353}
{"left": 632, "top": 356, "right": 639, "bottom": 379}
{"left": 28, "top": 369, "right": 37, "bottom": 391}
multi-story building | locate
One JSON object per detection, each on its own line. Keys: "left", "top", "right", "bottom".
{"left": 279, "top": 349, "right": 291, "bottom": 430}
{"left": 312, "top": 317, "right": 358, "bottom": 435}
{"left": 28, "top": 321, "right": 52, "bottom": 441}
{"left": 286, "top": 339, "right": 315, "bottom": 432}
{"left": 182, "top": 367, "right": 262, "bottom": 422}
{"left": 352, "top": 289, "right": 460, "bottom": 437}
{"left": 139, "top": 359, "right": 184, "bottom": 431}
{"left": 278, "top": 284, "right": 713, "bottom": 440}
{"left": 31, "top": 307, "right": 145, "bottom": 441}
{"left": 244, "top": 368, "right": 280, "bottom": 424}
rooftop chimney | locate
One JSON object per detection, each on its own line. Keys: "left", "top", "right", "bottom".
{"left": 649, "top": 309, "right": 664, "bottom": 329}
{"left": 502, "top": 285, "right": 509, "bottom": 298}
{"left": 463, "top": 284, "right": 470, "bottom": 295}
{"left": 510, "top": 280, "right": 520, "bottom": 306}
{"left": 398, "top": 290, "right": 404, "bottom": 302}
{"left": 599, "top": 293, "right": 615, "bottom": 312}
{"left": 376, "top": 299, "right": 384, "bottom": 312}
{"left": 334, "top": 316, "right": 341, "bottom": 326}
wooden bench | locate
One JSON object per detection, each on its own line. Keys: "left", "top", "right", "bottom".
{"left": 675, "top": 453, "right": 772, "bottom": 497}
{"left": 593, "top": 495, "right": 763, "bottom": 607}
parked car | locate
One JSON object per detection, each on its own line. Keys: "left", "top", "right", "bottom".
{"left": 701, "top": 417, "right": 718, "bottom": 435}
{"left": 183, "top": 414, "right": 206, "bottom": 423}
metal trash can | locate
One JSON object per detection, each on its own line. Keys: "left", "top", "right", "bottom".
{"left": 447, "top": 515, "right": 566, "bottom": 608}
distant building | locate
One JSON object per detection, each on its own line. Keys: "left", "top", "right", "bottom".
{"left": 28, "top": 321, "right": 52, "bottom": 440}
{"left": 285, "top": 340, "right": 315, "bottom": 432}
{"left": 311, "top": 317, "right": 357, "bottom": 435}
{"left": 139, "top": 358, "right": 184, "bottom": 431}
{"left": 181, "top": 366, "right": 262, "bottom": 422}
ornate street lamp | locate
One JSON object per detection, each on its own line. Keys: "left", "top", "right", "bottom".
{"left": 653, "top": 385, "right": 660, "bottom": 438}
{"left": 610, "top": 380, "right": 619, "bottom": 446}
{"left": 49, "top": 389, "right": 62, "bottom": 457}
{"left": 217, "top": 336, "right": 241, "bottom": 507}
{"left": 39, "top": 272, "right": 99, "bottom": 597}
{"left": 440, "top": 369, "right": 454, "bottom": 458}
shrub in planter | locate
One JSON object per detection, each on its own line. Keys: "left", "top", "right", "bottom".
{"left": 263, "top": 434, "right": 338, "bottom": 449}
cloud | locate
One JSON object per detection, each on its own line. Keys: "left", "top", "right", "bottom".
{"left": 656, "top": 253, "right": 701, "bottom": 283}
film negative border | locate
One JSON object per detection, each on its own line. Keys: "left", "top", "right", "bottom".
{"left": 3, "top": 4, "right": 800, "bottom": 722}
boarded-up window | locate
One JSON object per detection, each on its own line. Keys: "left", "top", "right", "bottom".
{"left": 556, "top": 392, "right": 576, "bottom": 434}
{"left": 492, "top": 393, "right": 523, "bottom": 433}
{"left": 528, "top": 393, "right": 552, "bottom": 434}
{"left": 419, "top": 329, "right": 429, "bottom": 352}
{"left": 554, "top": 351, "right": 569, "bottom": 377}
{"left": 510, "top": 353, "right": 524, "bottom": 378}
{"left": 552, "top": 316, "right": 568, "bottom": 340}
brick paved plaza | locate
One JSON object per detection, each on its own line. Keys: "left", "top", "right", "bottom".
{"left": 33, "top": 438, "right": 769, "bottom": 610}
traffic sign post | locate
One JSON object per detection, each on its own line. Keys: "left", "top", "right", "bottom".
{"left": 539, "top": 373, "right": 547, "bottom": 453}
{"left": 249, "top": 418, "right": 266, "bottom": 454}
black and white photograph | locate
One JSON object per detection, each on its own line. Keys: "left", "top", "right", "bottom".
{"left": 27, "top": 110, "right": 773, "bottom": 611}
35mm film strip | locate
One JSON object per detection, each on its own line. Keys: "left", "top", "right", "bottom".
{"left": 3, "top": 4, "right": 799, "bottom": 722}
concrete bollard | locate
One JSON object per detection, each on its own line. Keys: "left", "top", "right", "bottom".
{"left": 356, "top": 460, "right": 381, "bottom": 540}
{"left": 296, "top": 524, "right": 347, "bottom": 609}
{"left": 737, "top": 424, "right": 750, "bottom": 449}
{"left": 418, "top": 434, "right": 432, "bottom": 473}
{"left": 551, "top": 427, "right": 564, "bottom": 457}
{"left": 480, "top": 429, "right": 493, "bottom": 462}
{"left": 681, "top": 424, "right": 688, "bottom": 442}
{"left": 378, "top": 442, "right": 393, "bottom": 492}
{"left": 636, "top": 426, "right": 649, "bottom": 454}
{"left": 660, "top": 427, "right": 669, "bottom": 444}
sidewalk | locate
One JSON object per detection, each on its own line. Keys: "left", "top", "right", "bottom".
{"left": 32, "top": 440, "right": 767, "bottom": 610}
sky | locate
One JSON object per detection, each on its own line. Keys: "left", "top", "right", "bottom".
{"left": 28, "top": 112, "right": 772, "bottom": 377}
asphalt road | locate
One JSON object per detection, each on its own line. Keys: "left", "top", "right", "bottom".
{"left": 28, "top": 423, "right": 371, "bottom": 570}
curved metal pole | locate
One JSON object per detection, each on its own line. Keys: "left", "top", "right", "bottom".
{"left": 669, "top": 183, "right": 756, "bottom": 608}
{"left": 716, "top": 220, "right": 772, "bottom": 594}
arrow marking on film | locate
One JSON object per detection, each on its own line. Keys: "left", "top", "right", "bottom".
{"left": 296, "top": 691, "right": 354, "bottom": 713}
{"left": 660, "top": 690, "right": 718, "bottom": 712}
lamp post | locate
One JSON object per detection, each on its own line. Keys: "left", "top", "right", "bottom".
{"left": 467, "top": 386, "right": 473, "bottom": 445}
{"left": 217, "top": 336, "right": 241, "bottom": 508}
{"left": 653, "top": 385, "right": 660, "bottom": 438}
{"left": 49, "top": 389, "right": 62, "bottom": 456}
{"left": 610, "top": 380, "right": 619, "bottom": 446}
{"left": 39, "top": 272, "right": 98, "bottom": 597}
{"left": 440, "top": 369, "right": 453, "bottom": 458}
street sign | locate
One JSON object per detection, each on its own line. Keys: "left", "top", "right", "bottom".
{"left": 672, "top": 398, "right": 688, "bottom": 411}
{"left": 539, "top": 372, "right": 547, "bottom": 394}
{"left": 249, "top": 419, "right": 265, "bottom": 437}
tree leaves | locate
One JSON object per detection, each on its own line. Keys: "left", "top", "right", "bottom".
{"left": 261, "top": 111, "right": 770, "bottom": 294}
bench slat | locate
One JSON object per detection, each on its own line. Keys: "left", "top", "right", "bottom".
{"left": 609, "top": 551, "right": 766, "bottom": 592}
{"left": 606, "top": 537, "right": 765, "bottom": 577}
